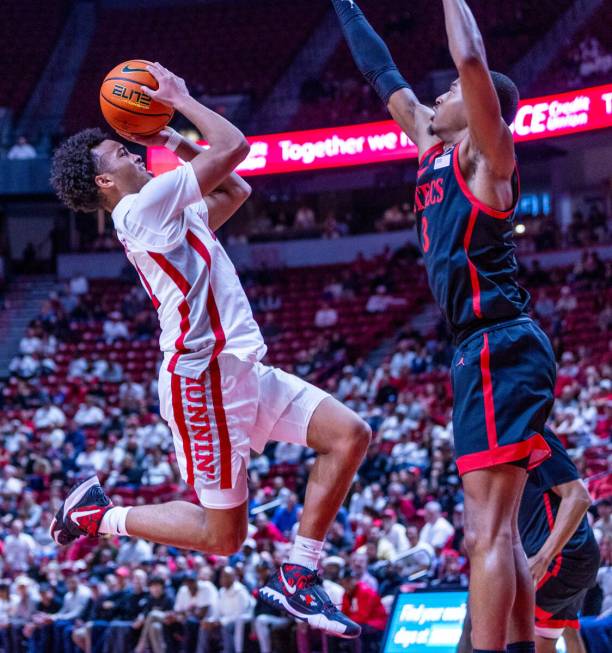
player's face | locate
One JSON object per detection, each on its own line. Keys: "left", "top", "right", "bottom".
{"left": 93, "top": 139, "right": 151, "bottom": 196}
{"left": 429, "top": 79, "right": 468, "bottom": 138}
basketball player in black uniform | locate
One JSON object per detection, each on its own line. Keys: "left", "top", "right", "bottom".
{"left": 331, "top": 2, "right": 560, "bottom": 653}
{"left": 458, "top": 429, "right": 600, "bottom": 653}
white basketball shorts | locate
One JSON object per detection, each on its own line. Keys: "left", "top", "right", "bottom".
{"left": 158, "top": 353, "right": 329, "bottom": 509}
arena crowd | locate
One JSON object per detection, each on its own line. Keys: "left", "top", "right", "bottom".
{"left": 0, "top": 248, "right": 610, "bottom": 653}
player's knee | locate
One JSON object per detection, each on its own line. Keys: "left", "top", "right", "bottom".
{"left": 339, "top": 417, "right": 371, "bottom": 457}
{"left": 199, "top": 520, "right": 247, "bottom": 556}
{"left": 464, "top": 521, "right": 513, "bottom": 556}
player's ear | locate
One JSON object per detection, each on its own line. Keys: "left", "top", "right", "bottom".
{"left": 94, "top": 172, "right": 114, "bottom": 190}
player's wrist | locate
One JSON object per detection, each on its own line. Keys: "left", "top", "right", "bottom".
{"left": 163, "top": 128, "right": 183, "bottom": 152}
{"left": 171, "top": 93, "right": 193, "bottom": 113}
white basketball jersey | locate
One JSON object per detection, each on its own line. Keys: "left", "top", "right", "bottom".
{"left": 111, "top": 162, "right": 266, "bottom": 378}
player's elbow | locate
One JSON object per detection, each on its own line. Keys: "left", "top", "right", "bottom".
{"left": 454, "top": 39, "right": 486, "bottom": 72}
{"left": 228, "top": 138, "right": 250, "bottom": 167}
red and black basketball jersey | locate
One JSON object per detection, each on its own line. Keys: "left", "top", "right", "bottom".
{"left": 414, "top": 140, "right": 529, "bottom": 340}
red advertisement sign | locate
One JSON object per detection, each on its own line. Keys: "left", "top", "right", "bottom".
{"left": 147, "top": 84, "right": 612, "bottom": 177}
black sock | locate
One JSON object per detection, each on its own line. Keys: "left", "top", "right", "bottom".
{"left": 507, "top": 642, "right": 535, "bottom": 653}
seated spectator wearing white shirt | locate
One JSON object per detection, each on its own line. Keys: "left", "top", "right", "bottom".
{"left": 103, "top": 311, "right": 130, "bottom": 343}
{"left": 69, "top": 275, "right": 89, "bottom": 296}
{"left": 141, "top": 448, "right": 173, "bottom": 486}
{"left": 7, "top": 136, "right": 37, "bottom": 160}
{"left": 3, "top": 520, "right": 37, "bottom": 574}
{"left": 33, "top": 403, "right": 66, "bottom": 430}
{"left": 314, "top": 301, "right": 338, "bottom": 328}
{"left": 197, "top": 567, "right": 253, "bottom": 653}
{"left": 555, "top": 285, "right": 577, "bottom": 313}
{"left": 390, "top": 339, "right": 415, "bottom": 377}
{"left": 418, "top": 501, "right": 455, "bottom": 552}
{"left": 365, "top": 285, "right": 407, "bottom": 314}
{"left": 337, "top": 366, "right": 361, "bottom": 401}
{"left": 73, "top": 395, "right": 105, "bottom": 427}
{"left": 19, "top": 328, "right": 43, "bottom": 356}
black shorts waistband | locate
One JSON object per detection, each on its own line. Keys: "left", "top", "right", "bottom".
{"left": 454, "top": 316, "right": 532, "bottom": 347}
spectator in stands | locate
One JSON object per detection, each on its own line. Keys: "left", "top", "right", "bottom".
{"left": 339, "top": 569, "right": 387, "bottom": 653}
{"left": 272, "top": 493, "right": 302, "bottom": 538}
{"left": 258, "top": 286, "right": 282, "bottom": 312}
{"left": 253, "top": 562, "right": 291, "bottom": 653}
{"left": 365, "top": 285, "right": 406, "bottom": 313}
{"left": 7, "top": 136, "right": 37, "bottom": 160}
{"left": 259, "top": 313, "right": 280, "bottom": 343}
{"left": 3, "top": 520, "right": 36, "bottom": 574}
{"left": 314, "top": 301, "right": 339, "bottom": 328}
{"left": 594, "top": 499, "right": 612, "bottom": 544}
{"left": 591, "top": 534, "right": 611, "bottom": 619}
{"left": 419, "top": 501, "right": 455, "bottom": 552}
{"left": 295, "top": 205, "right": 316, "bottom": 231}
{"left": 69, "top": 275, "right": 89, "bottom": 297}
{"left": 103, "top": 311, "right": 129, "bottom": 343}
{"left": 49, "top": 574, "right": 92, "bottom": 650}
{"left": 73, "top": 395, "right": 105, "bottom": 428}
{"left": 556, "top": 285, "right": 578, "bottom": 313}
{"left": 197, "top": 567, "right": 253, "bottom": 653}
{"left": 134, "top": 576, "right": 174, "bottom": 653}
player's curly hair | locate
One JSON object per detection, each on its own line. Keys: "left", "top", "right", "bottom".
{"left": 490, "top": 71, "right": 520, "bottom": 125}
{"left": 50, "top": 128, "right": 109, "bottom": 213}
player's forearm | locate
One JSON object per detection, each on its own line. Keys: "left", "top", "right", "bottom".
{"left": 539, "top": 491, "right": 591, "bottom": 561}
{"left": 441, "top": 0, "right": 487, "bottom": 69}
{"left": 330, "top": 0, "right": 410, "bottom": 104}
{"left": 173, "top": 96, "right": 249, "bottom": 161}
{"left": 174, "top": 136, "right": 205, "bottom": 163}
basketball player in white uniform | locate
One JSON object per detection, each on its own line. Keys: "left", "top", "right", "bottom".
{"left": 49, "top": 63, "right": 369, "bottom": 638}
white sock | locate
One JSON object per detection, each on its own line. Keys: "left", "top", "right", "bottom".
{"left": 98, "top": 507, "right": 131, "bottom": 536}
{"left": 288, "top": 535, "right": 324, "bottom": 571}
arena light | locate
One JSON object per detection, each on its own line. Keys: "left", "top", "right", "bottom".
{"left": 147, "top": 83, "right": 612, "bottom": 177}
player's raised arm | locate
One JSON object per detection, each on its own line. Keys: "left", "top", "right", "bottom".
{"left": 141, "top": 62, "right": 250, "bottom": 197}
{"left": 441, "top": 0, "right": 514, "bottom": 176}
{"left": 330, "top": 0, "right": 439, "bottom": 155}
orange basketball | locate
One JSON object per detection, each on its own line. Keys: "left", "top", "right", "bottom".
{"left": 99, "top": 59, "right": 174, "bottom": 136}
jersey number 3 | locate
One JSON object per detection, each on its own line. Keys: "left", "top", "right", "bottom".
{"left": 422, "top": 216, "right": 431, "bottom": 253}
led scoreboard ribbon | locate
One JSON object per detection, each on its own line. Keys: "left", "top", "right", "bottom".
{"left": 148, "top": 84, "right": 612, "bottom": 177}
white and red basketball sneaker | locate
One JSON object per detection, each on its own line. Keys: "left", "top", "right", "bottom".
{"left": 49, "top": 475, "right": 113, "bottom": 546}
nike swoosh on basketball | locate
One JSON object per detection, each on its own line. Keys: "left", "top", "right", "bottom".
{"left": 71, "top": 508, "right": 101, "bottom": 523}
{"left": 122, "top": 65, "right": 149, "bottom": 74}
{"left": 280, "top": 568, "right": 297, "bottom": 595}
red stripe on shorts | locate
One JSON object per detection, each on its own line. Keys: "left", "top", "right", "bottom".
{"left": 208, "top": 358, "right": 232, "bottom": 490}
{"left": 480, "top": 333, "right": 498, "bottom": 449}
{"left": 171, "top": 373, "right": 195, "bottom": 487}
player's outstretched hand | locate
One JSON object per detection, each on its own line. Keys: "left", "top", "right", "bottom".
{"left": 141, "top": 62, "right": 189, "bottom": 108}
{"left": 116, "top": 127, "right": 175, "bottom": 148}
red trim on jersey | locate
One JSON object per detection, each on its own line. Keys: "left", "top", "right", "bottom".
{"left": 457, "top": 432, "right": 551, "bottom": 476}
{"left": 148, "top": 251, "right": 193, "bottom": 372}
{"left": 208, "top": 358, "right": 232, "bottom": 490}
{"left": 148, "top": 251, "right": 191, "bottom": 295}
{"left": 418, "top": 142, "right": 444, "bottom": 165}
{"left": 480, "top": 333, "right": 498, "bottom": 449}
{"left": 171, "top": 373, "right": 195, "bottom": 486}
{"left": 133, "top": 261, "right": 161, "bottom": 310}
{"left": 452, "top": 141, "right": 516, "bottom": 219}
{"left": 543, "top": 492, "right": 555, "bottom": 530}
{"left": 464, "top": 206, "right": 482, "bottom": 319}
{"left": 186, "top": 229, "right": 227, "bottom": 360}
